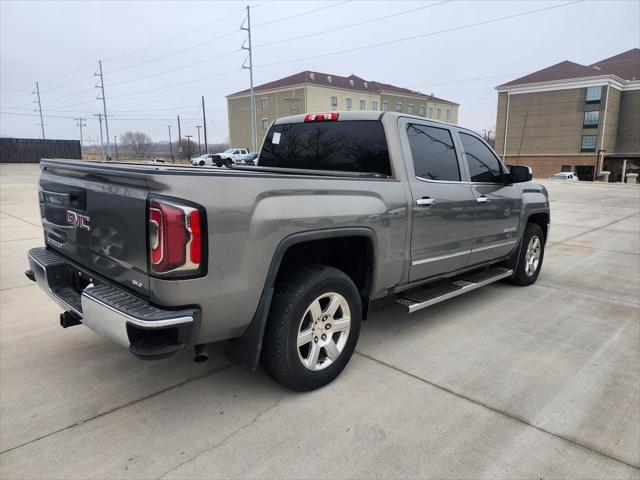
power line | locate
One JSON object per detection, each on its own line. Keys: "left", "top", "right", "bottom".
{"left": 254, "top": 0, "right": 451, "bottom": 49}
{"left": 106, "top": 29, "right": 242, "bottom": 74}
{"left": 107, "top": 49, "right": 240, "bottom": 87}
{"left": 253, "top": 1, "right": 350, "bottom": 28}
{"left": 255, "top": 0, "right": 585, "bottom": 69}
{"left": 108, "top": 68, "right": 242, "bottom": 99}
{"left": 102, "top": 7, "right": 246, "bottom": 63}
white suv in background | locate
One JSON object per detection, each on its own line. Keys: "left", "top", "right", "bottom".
{"left": 550, "top": 172, "right": 579, "bottom": 181}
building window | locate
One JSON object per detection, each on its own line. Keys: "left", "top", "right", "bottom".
{"left": 331, "top": 96, "right": 338, "bottom": 107}
{"left": 359, "top": 99, "right": 366, "bottom": 110}
{"left": 372, "top": 100, "right": 378, "bottom": 110}
{"left": 561, "top": 165, "right": 572, "bottom": 172}
{"left": 585, "top": 86, "right": 602, "bottom": 103}
{"left": 428, "top": 107, "right": 434, "bottom": 118}
{"left": 408, "top": 104, "right": 414, "bottom": 114}
{"left": 349, "top": 79, "right": 354, "bottom": 86}
{"left": 346, "top": 98, "right": 353, "bottom": 109}
{"left": 419, "top": 106, "right": 426, "bottom": 116}
{"left": 436, "top": 108, "right": 442, "bottom": 119}
{"left": 382, "top": 102, "right": 388, "bottom": 111}
{"left": 261, "top": 98, "right": 269, "bottom": 110}
{"left": 396, "top": 103, "right": 402, "bottom": 112}
{"left": 581, "top": 135, "right": 597, "bottom": 152}
{"left": 363, "top": 82, "right": 368, "bottom": 89}
{"left": 446, "top": 109, "right": 451, "bottom": 121}
{"left": 262, "top": 118, "right": 269, "bottom": 130}
{"left": 309, "top": 72, "right": 315, "bottom": 80}
{"left": 327, "top": 75, "right": 332, "bottom": 83}
{"left": 583, "top": 110, "right": 600, "bottom": 127}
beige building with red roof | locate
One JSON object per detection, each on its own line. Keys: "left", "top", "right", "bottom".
{"left": 495, "top": 48, "right": 640, "bottom": 181}
{"left": 227, "top": 71, "right": 459, "bottom": 151}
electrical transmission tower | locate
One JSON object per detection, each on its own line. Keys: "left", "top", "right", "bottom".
{"left": 95, "top": 61, "right": 111, "bottom": 160}
{"left": 33, "top": 82, "right": 45, "bottom": 140}
{"left": 241, "top": 5, "right": 256, "bottom": 152}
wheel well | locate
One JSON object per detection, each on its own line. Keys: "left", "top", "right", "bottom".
{"left": 275, "top": 236, "right": 374, "bottom": 299}
{"left": 528, "top": 212, "right": 549, "bottom": 241}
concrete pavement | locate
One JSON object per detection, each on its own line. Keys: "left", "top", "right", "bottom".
{"left": 1, "top": 164, "right": 638, "bottom": 479}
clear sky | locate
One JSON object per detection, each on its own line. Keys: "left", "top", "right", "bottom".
{"left": 1, "top": 0, "right": 638, "bottom": 146}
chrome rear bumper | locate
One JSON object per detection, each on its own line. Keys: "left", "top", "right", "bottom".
{"left": 27, "top": 247, "right": 199, "bottom": 358}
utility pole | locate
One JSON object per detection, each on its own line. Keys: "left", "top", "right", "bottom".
{"left": 94, "top": 113, "right": 105, "bottom": 161}
{"left": 201, "top": 96, "right": 208, "bottom": 154}
{"left": 177, "top": 115, "right": 183, "bottom": 161}
{"left": 74, "top": 117, "right": 87, "bottom": 158}
{"left": 196, "top": 125, "right": 202, "bottom": 155}
{"left": 241, "top": 5, "right": 256, "bottom": 152}
{"left": 95, "top": 61, "right": 111, "bottom": 160}
{"left": 34, "top": 82, "right": 45, "bottom": 140}
{"left": 114, "top": 135, "right": 119, "bottom": 161}
{"left": 168, "top": 125, "right": 174, "bottom": 162}
{"left": 185, "top": 135, "right": 193, "bottom": 160}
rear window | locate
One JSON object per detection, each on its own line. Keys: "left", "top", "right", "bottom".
{"left": 259, "top": 120, "right": 392, "bottom": 176}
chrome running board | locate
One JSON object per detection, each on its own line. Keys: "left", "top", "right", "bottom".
{"left": 396, "top": 267, "right": 513, "bottom": 313}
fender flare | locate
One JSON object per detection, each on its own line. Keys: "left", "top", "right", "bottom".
{"left": 224, "top": 227, "right": 376, "bottom": 369}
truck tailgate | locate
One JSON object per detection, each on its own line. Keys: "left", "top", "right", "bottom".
{"left": 39, "top": 161, "right": 150, "bottom": 296}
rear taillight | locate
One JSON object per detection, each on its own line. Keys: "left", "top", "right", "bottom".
{"left": 148, "top": 197, "right": 205, "bottom": 277}
{"left": 304, "top": 112, "right": 339, "bottom": 122}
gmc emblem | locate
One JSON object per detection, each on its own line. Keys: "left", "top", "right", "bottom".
{"left": 66, "top": 210, "right": 91, "bottom": 231}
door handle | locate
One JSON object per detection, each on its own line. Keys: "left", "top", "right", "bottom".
{"left": 476, "top": 196, "right": 489, "bottom": 204}
{"left": 416, "top": 197, "right": 435, "bottom": 206}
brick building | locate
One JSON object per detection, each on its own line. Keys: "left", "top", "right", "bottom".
{"left": 495, "top": 49, "right": 640, "bottom": 181}
{"left": 227, "top": 71, "right": 459, "bottom": 151}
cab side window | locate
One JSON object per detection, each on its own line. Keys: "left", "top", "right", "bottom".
{"left": 407, "top": 124, "right": 460, "bottom": 181}
{"left": 460, "top": 132, "right": 503, "bottom": 183}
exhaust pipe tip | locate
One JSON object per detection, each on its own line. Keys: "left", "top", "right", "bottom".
{"left": 194, "top": 344, "right": 209, "bottom": 363}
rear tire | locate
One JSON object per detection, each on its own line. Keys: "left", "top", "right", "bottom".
{"left": 509, "top": 223, "right": 545, "bottom": 286}
{"left": 262, "top": 264, "right": 361, "bottom": 391}
{"left": 224, "top": 158, "right": 233, "bottom": 168}
{"left": 199, "top": 160, "right": 205, "bottom": 166}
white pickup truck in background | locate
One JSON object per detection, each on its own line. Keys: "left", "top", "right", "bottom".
{"left": 191, "top": 148, "right": 255, "bottom": 167}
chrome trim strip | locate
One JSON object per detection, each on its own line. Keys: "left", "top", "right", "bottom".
{"left": 411, "top": 249, "right": 471, "bottom": 266}
{"left": 472, "top": 239, "right": 517, "bottom": 253}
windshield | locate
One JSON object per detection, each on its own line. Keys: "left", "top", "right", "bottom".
{"left": 259, "top": 120, "right": 392, "bottom": 176}
{"left": 552, "top": 174, "right": 566, "bottom": 179}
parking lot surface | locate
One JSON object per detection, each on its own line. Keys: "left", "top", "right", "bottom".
{"left": 1, "top": 163, "right": 639, "bottom": 479}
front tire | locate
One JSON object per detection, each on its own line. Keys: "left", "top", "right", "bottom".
{"left": 510, "top": 223, "right": 545, "bottom": 286}
{"left": 262, "top": 264, "right": 362, "bottom": 391}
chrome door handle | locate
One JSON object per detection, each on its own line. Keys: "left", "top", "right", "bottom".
{"left": 476, "top": 196, "right": 489, "bottom": 204}
{"left": 416, "top": 197, "right": 435, "bottom": 206}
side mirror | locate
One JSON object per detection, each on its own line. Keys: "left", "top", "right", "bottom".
{"left": 507, "top": 165, "right": 533, "bottom": 183}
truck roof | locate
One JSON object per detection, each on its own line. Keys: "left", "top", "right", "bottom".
{"left": 273, "top": 111, "right": 473, "bottom": 134}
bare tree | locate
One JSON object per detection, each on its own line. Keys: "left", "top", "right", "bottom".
{"left": 120, "top": 131, "right": 153, "bottom": 158}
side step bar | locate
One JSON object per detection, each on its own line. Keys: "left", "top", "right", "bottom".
{"left": 396, "top": 267, "right": 513, "bottom": 313}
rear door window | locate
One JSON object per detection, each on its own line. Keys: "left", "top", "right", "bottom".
{"left": 460, "top": 132, "right": 503, "bottom": 183}
{"left": 260, "top": 120, "right": 392, "bottom": 176}
{"left": 407, "top": 124, "right": 460, "bottom": 181}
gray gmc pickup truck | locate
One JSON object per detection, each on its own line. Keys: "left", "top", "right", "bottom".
{"left": 26, "top": 111, "right": 549, "bottom": 391}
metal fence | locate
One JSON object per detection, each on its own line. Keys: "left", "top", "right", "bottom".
{"left": 0, "top": 138, "right": 81, "bottom": 163}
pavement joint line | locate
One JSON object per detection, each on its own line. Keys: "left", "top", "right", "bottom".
{"left": 0, "top": 283, "right": 36, "bottom": 292}
{"left": 0, "top": 363, "right": 234, "bottom": 456}
{"left": 559, "top": 243, "right": 640, "bottom": 257}
{"left": 536, "top": 281, "right": 639, "bottom": 307}
{"left": 548, "top": 212, "right": 640, "bottom": 247}
{"left": 355, "top": 351, "right": 640, "bottom": 472}
{"left": 158, "top": 398, "right": 285, "bottom": 479}
{"left": 0, "top": 237, "right": 44, "bottom": 243}
{"left": 0, "top": 210, "right": 42, "bottom": 228}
